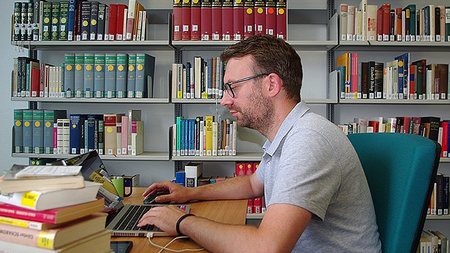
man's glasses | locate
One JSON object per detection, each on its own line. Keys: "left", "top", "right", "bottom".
{"left": 223, "top": 73, "right": 270, "bottom": 98}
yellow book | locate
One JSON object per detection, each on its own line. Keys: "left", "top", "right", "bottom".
{"left": 205, "top": 116, "right": 213, "bottom": 156}
{"left": 89, "top": 171, "right": 119, "bottom": 196}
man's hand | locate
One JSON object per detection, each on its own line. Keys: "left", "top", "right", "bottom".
{"left": 142, "top": 181, "right": 193, "bottom": 203}
{"left": 137, "top": 206, "right": 187, "bottom": 236}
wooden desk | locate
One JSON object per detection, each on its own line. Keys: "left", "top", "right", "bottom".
{"left": 111, "top": 188, "right": 247, "bottom": 252}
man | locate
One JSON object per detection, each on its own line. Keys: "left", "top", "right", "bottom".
{"left": 138, "top": 35, "right": 381, "bottom": 252}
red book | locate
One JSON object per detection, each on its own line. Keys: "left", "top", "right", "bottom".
{"left": 53, "top": 122, "right": 57, "bottom": 150}
{"left": 403, "top": 117, "right": 411, "bottom": 134}
{"left": 247, "top": 199, "right": 253, "bottom": 213}
{"left": 31, "top": 68, "right": 40, "bottom": 97}
{"left": 116, "top": 4, "right": 127, "bottom": 40}
{"left": 276, "top": 0, "right": 286, "bottom": 39}
{"left": 243, "top": 0, "right": 254, "bottom": 38}
{"left": 108, "top": 4, "right": 118, "bottom": 40}
{"left": 233, "top": 0, "right": 244, "bottom": 40}
{"left": 395, "top": 8, "right": 402, "bottom": 40}
{"left": 376, "top": 6, "right": 383, "bottom": 41}
{"left": 441, "top": 121, "right": 448, "bottom": 157}
{"left": 265, "top": 0, "right": 276, "bottom": 36}
{"left": 222, "top": 0, "right": 233, "bottom": 40}
{"left": 182, "top": 0, "right": 191, "bottom": 40}
{"left": 0, "top": 199, "right": 104, "bottom": 224}
{"left": 252, "top": 162, "right": 259, "bottom": 173}
{"left": 254, "top": 0, "right": 265, "bottom": 35}
{"left": 173, "top": 0, "right": 183, "bottom": 40}
{"left": 201, "top": 0, "right": 212, "bottom": 40}
{"left": 191, "top": 0, "right": 201, "bottom": 40}
{"left": 351, "top": 53, "right": 358, "bottom": 94}
{"left": 382, "top": 4, "right": 391, "bottom": 39}
{"left": 245, "top": 163, "right": 253, "bottom": 175}
{"left": 253, "top": 197, "right": 262, "bottom": 213}
{"left": 235, "top": 162, "right": 245, "bottom": 176}
{"left": 410, "top": 64, "right": 416, "bottom": 99}
{"left": 211, "top": 0, "right": 222, "bottom": 40}
{"left": 369, "top": 120, "right": 379, "bottom": 133}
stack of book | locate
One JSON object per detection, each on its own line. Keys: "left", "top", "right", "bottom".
{"left": 0, "top": 165, "right": 111, "bottom": 252}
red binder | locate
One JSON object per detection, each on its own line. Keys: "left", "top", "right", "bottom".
{"left": 376, "top": 6, "right": 383, "bottom": 41}
{"left": 243, "top": 0, "right": 254, "bottom": 39}
{"left": 108, "top": 4, "right": 118, "bottom": 40}
{"left": 265, "top": 0, "right": 276, "bottom": 36}
{"left": 254, "top": 0, "right": 265, "bottom": 35}
{"left": 182, "top": 0, "right": 192, "bottom": 40}
{"left": 276, "top": 0, "right": 286, "bottom": 39}
{"left": 222, "top": 0, "right": 233, "bottom": 40}
{"left": 233, "top": 0, "right": 244, "bottom": 40}
{"left": 173, "top": 0, "right": 183, "bottom": 40}
{"left": 116, "top": 4, "right": 127, "bottom": 40}
{"left": 201, "top": 0, "right": 212, "bottom": 40}
{"left": 211, "top": 0, "right": 222, "bottom": 40}
{"left": 31, "top": 68, "right": 40, "bottom": 97}
{"left": 382, "top": 4, "right": 391, "bottom": 39}
{"left": 191, "top": 0, "right": 201, "bottom": 40}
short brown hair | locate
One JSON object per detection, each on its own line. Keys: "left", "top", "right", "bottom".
{"left": 220, "top": 35, "right": 302, "bottom": 102}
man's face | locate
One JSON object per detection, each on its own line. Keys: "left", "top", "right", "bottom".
{"left": 220, "top": 56, "right": 274, "bottom": 131}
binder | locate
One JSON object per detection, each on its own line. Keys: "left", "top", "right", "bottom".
{"left": 182, "top": 0, "right": 191, "bottom": 40}
{"left": 222, "top": 0, "right": 233, "bottom": 40}
{"left": 211, "top": 0, "right": 222, "bottom": 40}
{"left": 233, "top": 0, "right": 244, "bottom": 40}
{"left": 254, "top": 0, "right": 265, "bottom": 35}
{"left": 244, "top": 0, "right": 254, "bottom": 39}
{"left": 200, "top": 0, "right": 212, "bottom": 40}
{"left": 265, "top": 0, "right": 276, "bottom": 36}
{"left": 173, "top": 0, "right": 183, "bottom": 40}
{"left": 191, "top": 0, "right": 201, "bottom": 40}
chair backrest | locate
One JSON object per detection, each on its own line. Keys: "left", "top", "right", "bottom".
{"left": 347, "top": 133, "right": 440, "bottom": 253}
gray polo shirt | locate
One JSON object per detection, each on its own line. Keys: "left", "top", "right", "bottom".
{"left": 256, "top": 102, "right": 381, "bottom": 252}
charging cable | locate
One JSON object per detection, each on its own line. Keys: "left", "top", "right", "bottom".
{"left": 147, "top": 233, "right": 204, "bottom": 253}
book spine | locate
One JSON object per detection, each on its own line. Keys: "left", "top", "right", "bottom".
{"left": 254, "top": 0, "right": 265, "bottom": 35}
{"left": 0, "top": 223, "right": 51, "bottom": 248}
{"left": 104, "top": 114, "right": 117, "bottom": 155}
{"left": 89, "top": 1, "right": 98, "bottom": 40}
{"left": 105, "top": 53, "right": 117, "bottom": 98}
{"left": 64, "top": 54, "right": 75, "bottom": 97}
{"left": 222, "top": 0, "right": 233, "bottom": 40}
{"left": 108, "top": 4, "right": 117, "bottom": 40}
{"left": 69, "top": 114, "right": 82, "bottom": 154}
{"left": 51, "top": 2, "right": 60, "bottom": 41}
{"left": 182, "top": 0, "right": 191, "bottom": 40}
{"left": 127, "top": 54, "right": 137, "bottom": 98}
{"left": 211, "top": 0, "right": 222, "bottom": 40}
{"left": 232, "top": 0, "right": 244, "bottom": 40}
{"left": 74, "top": 53, "right": 84, "bottom": 98}
{"left": 191, "top": 0, "right": 201, "bottom": 40}
{"left": 59, "top": 1, "right": 69, "bottom": 40}
{"left": 200, "top": 0, "right": 212, "bottom": 40}
{"left": 173, "top": 0, "right": 182, "bottom": 40}
{"left": 67, "top": 0, "right": 76, "bottom": 40}
{"left": 81, "top": 1, "right": 90, "bottom": 40}
{"left": 13, "top": 2, "right": 21, "bottom": 41}
{"left": 244, "top": 0, "right": 254, "bottom": 39}
{"left": 116, "top": 53, "right": 128, "bottom": 98}
{"left": 43, "top": 110, "right": 54, "bottom": 154}
{"left": 13, "top": 109, "right": 23, "bottom": 153}
{"left": 98, "top": 120, "right": 104, "bottom": 155}
{"left": 42, "top": 2, "right": 51, "bottom": 41}
{"left": 84, "top": 53, "right": 94, "bottom": 98}
{"left": 22, "top": 109, "right": 33, "bottom": 153}
{"left": 116, "top": 5, "right": 126, "bottom": 40}
{"left": 97, "top": 3, "right": 106, "bottom": 40}
{"left": 94, "top": 53, "right": 105, "bottom": 98}
{"left": 33, "top": 109, "right": 44, "bottom": 154}
{"left": 265, "top": 0, "right": 276, "bottom": 36}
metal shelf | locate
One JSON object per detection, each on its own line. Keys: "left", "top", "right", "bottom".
{"left": 12, "top": 152, "right": 170, "bottom": 161}
{"left": 339, "top": 99, "right": 450, "bottom": 105}
{"left": 336, "top": 40, "right": 450, "bottom": 51}
{"left": 246, "top": 213, "right": 264, "bottom": 220}
{"left": 11, "top": 40, "right": 172, "bottom": 51}
{"left": 426, "top": 215, "right": 450, "bottom": 220}
{"left": 172, "top": 152, "right": 262, "bottom": 161}
{"left": 11, "top": 97, "right": 170, "bottom": 104}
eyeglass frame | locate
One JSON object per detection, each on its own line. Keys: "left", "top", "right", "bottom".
{"left": 223, "top": 73, "right": 270, "bottom": 98}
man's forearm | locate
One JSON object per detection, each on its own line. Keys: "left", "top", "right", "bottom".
{"left": 189, "top": 175, "right": 260, "bottom": 201}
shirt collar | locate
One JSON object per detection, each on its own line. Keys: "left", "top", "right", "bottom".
{"left": 262, "top": 102, "right": 310, "bottom": 156}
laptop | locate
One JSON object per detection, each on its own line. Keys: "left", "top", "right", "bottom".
{"left": 106, "top": 204, "right": 190, "bottom": 237}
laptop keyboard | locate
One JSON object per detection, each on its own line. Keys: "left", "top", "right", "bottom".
{"left": 113, "top": 205, "right": 159, "bottom": 231}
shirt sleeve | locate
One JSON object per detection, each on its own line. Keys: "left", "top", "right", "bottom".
{"left": 268, "top": 128, "right": 342, "bottom": 221}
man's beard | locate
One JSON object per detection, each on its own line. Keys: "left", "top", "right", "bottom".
{"left": 233, "top": 89, "right": 274, "bottom": 133}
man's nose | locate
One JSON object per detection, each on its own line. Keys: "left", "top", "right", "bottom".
{"left": 220, "top": 91, "right": 233, "bottom": 107}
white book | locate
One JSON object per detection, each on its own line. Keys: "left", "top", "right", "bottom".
{"left": 185, "top": 163, "right": 202, "bottom": 187}
{"left": 0, "top": 181, "right": 100, "bottom": 211}
{"left": 430, "top": 5, "right": 435, "bottom": 41}
{"left": 183, "top": 67, "right": 187, "bottom": 98}
{"left": 232, "top": 121, "right": 237, "bottom": 155}
{"left": 402, "top": 11, "right": 406, "bottom": 41}
{"left": 339, "top": 4, "right": 348, "bottom": 41}
{"left": 171, "top": 63, "right": 178, "bottom": 99}
{"left": 366, "top": 5, "right": 377, "bottom": 41}
{"left": 141, "top": 10, "right": 147, "bottom": 41}
{"left": 359, "top": 0, "right": 367, "bottom": 40}
{"left": 137, "top": 10, "right": 143, "bottom": 41}
{"left": 62, "top": 119, "right": 70, "bottom": 154}
{"left": 347, "top": 6, "right": 355, "bottom": 41}
{"left": 172, "top": 124, "right": 177, "bottom": 156}
{"left": 127, "top": 0, "right": 137, "bottom": 40}
{"left": 199, "top": 121, "right": 204, "bottom": 156}
{"left": 355, "top": 10, "right": 362, "bottom": 40}
{"left": 131, "top": 121, "right": 144, "bottom": 156}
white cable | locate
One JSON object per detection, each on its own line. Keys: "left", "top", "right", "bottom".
{"left": 147, "top": 234, "right": 204, "bottom": 253}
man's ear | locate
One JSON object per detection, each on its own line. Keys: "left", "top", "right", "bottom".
{"left": 266, "top": 73, "right": 282, "bottom": 98}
